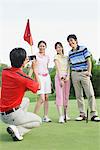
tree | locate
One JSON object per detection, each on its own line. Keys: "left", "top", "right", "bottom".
{"left": 91, "top": 58, "right": 100, "bottom": 97}
{"left": 0, "top": 63, "right": 8, "bottom": 86}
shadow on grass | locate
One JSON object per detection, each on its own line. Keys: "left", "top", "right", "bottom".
{"left": 0, "top": 133, "right": 13, "bottom": 142}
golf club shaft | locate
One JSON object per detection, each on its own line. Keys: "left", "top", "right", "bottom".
{"left": 86, "top": 108, "right": 88, "bottom": 123}
{"left": 64, "top": 108, "right": 67, "bottom": 122}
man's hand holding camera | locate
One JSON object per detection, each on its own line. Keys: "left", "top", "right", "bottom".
{"left": 32, "top": 60, "right": 41, "bottom": 90}
{"left": 28, "top": 55, "right": 41, "bottom": 90}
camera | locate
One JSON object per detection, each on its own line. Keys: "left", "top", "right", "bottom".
{"left": 28, "top": 55, "right": 36, "bottom": 61}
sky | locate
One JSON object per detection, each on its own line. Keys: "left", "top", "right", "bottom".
{"left": 0, "top": 0, "right": 100, "bottom": 67}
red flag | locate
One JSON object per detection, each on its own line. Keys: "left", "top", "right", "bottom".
{"left": 23, "top": 19, "right": 33, "bottom": 46}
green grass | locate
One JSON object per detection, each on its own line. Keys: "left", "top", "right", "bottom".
{"left": 24, "top": 91, "right": 56, "bottom": 102}
{"left": 0, "top": 97, "right": 100, "bottom": 150}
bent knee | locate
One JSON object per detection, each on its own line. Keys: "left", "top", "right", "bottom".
{"left": 36, "top": 116, "right": 42, "bottom": 124}
{"left": 40, "top": 98, "right": 45, "bottom": 103}
{"left": 39, "top": 117, "right": 42, "bottom": 124}
{"left": 23, "top": 97, "right": 30, "bottom": 103}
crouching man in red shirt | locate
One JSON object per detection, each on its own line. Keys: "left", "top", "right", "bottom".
{"left": 0, "top": 48, "right": 42, "bottom": 141}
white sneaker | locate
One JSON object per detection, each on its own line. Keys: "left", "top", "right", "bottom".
{"left": 75, "top": 115, "right": 86, "bottom": 121}
{"left": 7, "top": 125, "right": 23, "bottom": 141}
{"left": 42, "top": 116, "right": 52, "bottom": 122}
{"left": 59, "top": 116, "right": 64, "bottom": 123}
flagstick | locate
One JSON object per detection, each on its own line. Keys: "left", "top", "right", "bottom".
{"left": 30, "top": 45, "right": 33, "bottom": 55}
{"left": 28, "top": 45, "right": 38, "bottom": 102}
{"left": 28, "top": 45, "right": 34, "bottom": 77}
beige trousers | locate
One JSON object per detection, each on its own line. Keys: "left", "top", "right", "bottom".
{"left": 1, "top": 97, "right": 42, "bottom": 136}
{"left": 71, "top": 71, "right": 97, "bottom": 117}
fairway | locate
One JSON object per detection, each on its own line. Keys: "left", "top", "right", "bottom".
{"left": 0, "top": 99, "right": 100, "bottom": 150}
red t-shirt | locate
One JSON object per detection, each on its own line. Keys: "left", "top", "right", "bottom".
{"left": 0, "top": 67, "right": 39, "bottom": 112}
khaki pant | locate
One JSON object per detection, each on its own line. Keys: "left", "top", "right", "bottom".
{"left": 1, "top": 97, "right": 42, "bottom": 136}
{"left": 71, "top": 71, "right": 97, "bottom": 117}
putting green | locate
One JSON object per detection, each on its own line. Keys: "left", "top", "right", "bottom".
{"left": 0, "top": 99, "right": 100, "bottom": 150}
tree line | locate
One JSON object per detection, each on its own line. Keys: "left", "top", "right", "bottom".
{"left": 0, "top": 58, "right": 100, "bottom": 98}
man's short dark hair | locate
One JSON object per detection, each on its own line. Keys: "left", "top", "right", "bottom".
{"left": 10, "top": 48, "right": 27, "bottom": 68}
{"left": 67, "top": 34, "right": 77, "bottom": 42}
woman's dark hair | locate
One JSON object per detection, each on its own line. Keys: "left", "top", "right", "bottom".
{"left": 67, "top": 34, "right": 77, "bottom": 42}
{"left": 10, "top": 48, "right": 27, "bottom": 68}
{"left": 38, "top": 40, "right": 47, "bottom": 47}
{"left": 55, "top": 42, "right": 64, "bottom": 54}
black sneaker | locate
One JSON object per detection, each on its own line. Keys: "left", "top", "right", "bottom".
{"left": 91, "top": 116, "right": 100, "bottom": 122}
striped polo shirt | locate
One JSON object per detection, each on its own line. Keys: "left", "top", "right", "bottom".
{"left": 68, "top": 45, "right": 91, "bottom": 71}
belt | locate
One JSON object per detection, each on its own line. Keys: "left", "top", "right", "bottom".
{"left": 38, "top": 73, "right": 48, "bottom": 76}
{"left": 72, "top": 69, "right": 87, "bottom": 72}
{"left": 0, "top": 106, "right": 20, "bottom": 115}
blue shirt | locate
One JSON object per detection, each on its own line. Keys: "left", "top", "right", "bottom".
{"left": 68, "top": 46, "right": 91, "bottom": 71}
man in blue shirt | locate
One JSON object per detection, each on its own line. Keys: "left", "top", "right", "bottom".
{"left": 67, "top": 34, "right": 100, "bottom": 122}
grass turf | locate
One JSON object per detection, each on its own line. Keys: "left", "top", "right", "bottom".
{"left": 0, "top": 96, "right": 100, "bottom": 150}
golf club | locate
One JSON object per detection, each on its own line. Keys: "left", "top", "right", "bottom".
{"left": 86, "top": 74, "right": 92, "bottom": 123}
{"left": 64, "top": 106, "right": 67, "bottom": 122}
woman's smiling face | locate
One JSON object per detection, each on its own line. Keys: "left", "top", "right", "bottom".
{"left": 55, "top": 44, "right": 63, "bottom": 54}
{"left": 38, "top": 42, "right": 46, "bottom": 53}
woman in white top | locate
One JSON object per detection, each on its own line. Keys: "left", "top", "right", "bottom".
{"left": 34, "top": 41, "right": 51, "bottom": 122}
